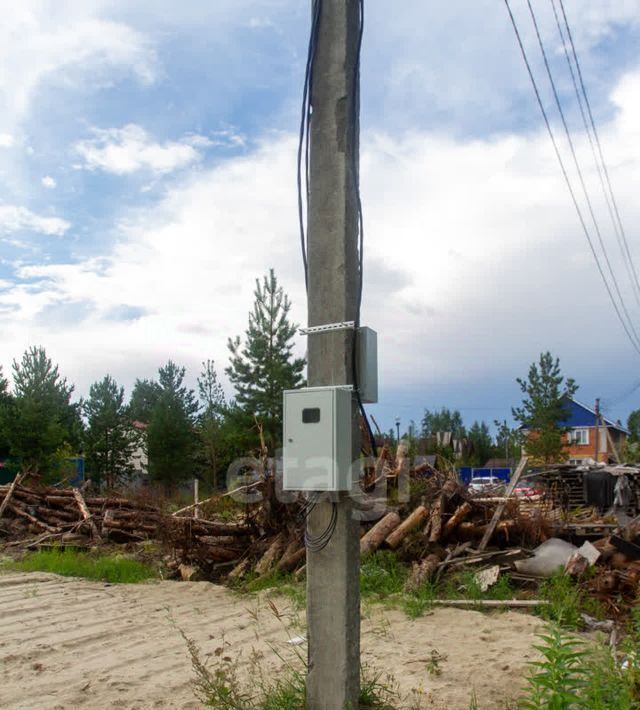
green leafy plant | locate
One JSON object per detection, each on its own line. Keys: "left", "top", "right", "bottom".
{"left": 521, "top": 626, "right": 587, "bottom": 708}
{"left": 538, "top": 571, "right": 583, "bottom": 629}
{"left": 360, "top": 551, "right": 408, "bottom": 599}
{"left": 4, "top": 549, "right": 156, "bottom": 583}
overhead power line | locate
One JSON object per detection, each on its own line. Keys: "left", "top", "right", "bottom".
{"left": 502, "top": 0, "right": 640, "bottom": 357}
{"left": 551, "top": 0, "right": 640, "bottom": 309}
{"left": 524, "top": 0, "right": 640, "bottom": 351}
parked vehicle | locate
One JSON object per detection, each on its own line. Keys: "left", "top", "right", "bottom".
{"left": 513, "top": 480, "right": 544, "bottom": 500}
{"left": 468, "top": 476, "right": 505, "bottom": 494}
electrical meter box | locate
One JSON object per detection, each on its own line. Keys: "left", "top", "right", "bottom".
{"left": 357, "top": 327, "right": 378, "bottom": 403}
{"left": 283, "top": 386, "right": 353, "bottom": 491}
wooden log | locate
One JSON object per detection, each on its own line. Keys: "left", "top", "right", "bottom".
{"left": 35, "top": 506, "right": 78, "bottom": 522}
{"left": 196, "top": 545, "right": 241, "bottom": 563}
{"left": 72, "top": 488, "right": 102, "bottom": 541}
{"left": 430, "top": 599, "right": 548, "bottom": 608}
{"left": 198, "top": 535, "right": 248, "bottom": 546}
{"left": 228, "top": 558, "right": 251, "bottom": 582}
{"left": 443, "top": 502, "right": 472, "bottom": 538}
{"left": 477, "top": 456, "right": 528, "bottom": 552}
{"left": 385, "top": 506, "right": 428, "bottom": 549}
{"left": 174, "top": 518, "right": 250, "bottom": 537}
{"left": 360, "top": 511, "right": 401, "bottom": 556}
{"left": 428, "top": 497, "right": 444, "bottom": 543}
{"left": 7, "top": 503, "right": 58, "bottom": 532}
{"left": 0, "top": 472, "right": 25, "bottom": 521}
{"left": 255, "top": 533, "right": 285, "bottom": 576}
{"left": 404, "top": 554, "right": 440, "bottom": 593}
{"left": 277, "top": 543, "right": 306, "bottom": 572}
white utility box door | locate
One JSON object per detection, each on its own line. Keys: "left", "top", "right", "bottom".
{"left": 283, "top": 386, "right": 353, "bottom": 491}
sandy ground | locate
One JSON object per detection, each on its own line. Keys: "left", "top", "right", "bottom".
{"left": 0, "top": 572, "right": 544, "bottom": 709}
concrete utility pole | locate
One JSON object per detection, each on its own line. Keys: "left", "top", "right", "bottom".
{"left": 306, "top": 1, "right": 362, "bottom": 707}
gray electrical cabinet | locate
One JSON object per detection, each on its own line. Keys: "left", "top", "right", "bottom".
{"left": 282, "top": 386, "right": 353, "bottom": 491}
{"left": 357, "top": 327, "right": 378, "bottom": 403}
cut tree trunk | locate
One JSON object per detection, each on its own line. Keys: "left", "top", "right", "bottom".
{"left": 255, "top": 532, "right": 285, "bottom": 576}
{"left": 385, "top": 506, "right": 428, "bottom": 549}
{"left": 277, "top": 542, "right": 306, "bottom": 572}
{"left": 428, "top": 497, "right": 444, "bottom": 543}
{"left": 360, "top": 511, "right": 401, "bottom": 556}
{"left": 404, "top": 554, "right": 440, "bottom": 593}
{"left": 0, "top": 472, "right": 25, "bottom": 521}
{"left": 443, "top": 502, "right": 472, "bottom": 538}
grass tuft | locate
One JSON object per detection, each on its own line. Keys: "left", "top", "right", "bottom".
{"left": 2, "top": 549, "right": 157, "bottom": 584}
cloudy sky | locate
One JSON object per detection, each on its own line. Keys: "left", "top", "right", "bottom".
{"left": 1, "top": 0, "right": 640, "bottom": 434}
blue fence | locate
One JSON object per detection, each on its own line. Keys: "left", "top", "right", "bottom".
{"left": 458, "top": 467, "right": 511, "bottom": 484}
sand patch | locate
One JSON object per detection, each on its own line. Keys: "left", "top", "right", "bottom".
{"left": 0, "top": 572, "right": 542, "bottom": 708}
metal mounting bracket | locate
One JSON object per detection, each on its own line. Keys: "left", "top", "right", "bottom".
{"left": 299, "top": 320, "right": 355, "bottom": 336}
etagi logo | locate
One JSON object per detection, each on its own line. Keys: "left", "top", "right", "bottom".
{"left": 225, "top": 453, "right": 411, "bottom": 521}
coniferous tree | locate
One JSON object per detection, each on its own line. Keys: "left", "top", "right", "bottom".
{"left": 512, "top": 352, "right": 578, "bottom": 464}
{"left": 0, "top": 366, "right": 11, "bottom": 457}
{"left": 196, "top": 360, "right": 227, "bottom": 488}
{"left": 84, "top": 375, "right": 136, "bottom": 488}
{"left": 467, "top": 420, "right": 493, "bottom": 466}
{"left": 226, "top": 269, "right": 305, "bottom": 449}
{"left": 147, "top": 361, "right": 199, "bottom": 490}
{"left": 128, "top": 378, "right": 162, "bottom": 423}
{"left": 5, "top": 347, "right": 82, "bottom": 475}
{"left": 421, "top": 408, "right": 465, "bottom": 438}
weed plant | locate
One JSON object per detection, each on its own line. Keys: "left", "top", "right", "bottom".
{"left": 3, "top": 549, "right": 156, "bottom": 583}
{"left": 521, "top": 618, "right": 640, "bottom": 709}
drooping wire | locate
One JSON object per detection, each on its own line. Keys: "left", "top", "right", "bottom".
{"left": 554, "top": 0, "right": 640, "bottom": 308}
{"left": 297, "top": 0, "right": 322, "bottom": 292}
{"left": 525, "top": 0, "right": 640, "bottom": 352}
{"left": 503, "top": 0, "right": 640, "bottom": 358}
{"left": 350, "top": 0, "right": 378, "bottom": 459}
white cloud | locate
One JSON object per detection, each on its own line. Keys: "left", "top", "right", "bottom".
{"left": 0, "top": 205, "right": 70, "bottom": 236}
{"left": 0, "top": 7, "right": 157, "bottom": 128}
{"left": 41, "top": 176, "right": 56, "bottom": 189}
{"left": 0, "top": 134, "right": 14, "bottom": 148}
{"left": 74, "top": 124, "right": 210, "bottom": 175}
{"left": 2, "top": 69, "right": 639, "bottom": 402}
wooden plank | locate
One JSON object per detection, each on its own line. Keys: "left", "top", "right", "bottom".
{"left": 430, "top": 599, "right": 548, "bottom": 608}
{"left": 477, "top": 456, "right": 528, "bottom": 552}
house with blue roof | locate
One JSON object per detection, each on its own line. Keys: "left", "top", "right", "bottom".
{"left": 524, "top": 397, "right": 628, "bottom": 464}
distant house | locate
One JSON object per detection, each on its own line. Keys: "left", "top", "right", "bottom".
{"left": 523, "top": 397, "right": 628, "bottom": 465}
{"left": 130, "top": 420, "right": 149, "bottom": 481}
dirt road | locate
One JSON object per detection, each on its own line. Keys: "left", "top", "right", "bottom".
{"left": 0, "top": 572, "right": 543, "bottom": 708}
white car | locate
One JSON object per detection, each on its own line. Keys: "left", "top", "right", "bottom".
{"left": 468, "top": 476, "right": 505, "bottom": 495}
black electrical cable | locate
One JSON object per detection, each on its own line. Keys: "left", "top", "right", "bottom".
{"left": 554, "top": 0, "right": 640, "bottom": 309}
{"left": 525, "top": 0, "right": 640, "bottom": 353}
{"left": 503, "top": 0, "right": 640, "bottom": 358}
{"left": 350, "top": 0, "right": 378, "bottom": 459}
{"left": 297, "top": 0, "right": 322, "bottom": 291}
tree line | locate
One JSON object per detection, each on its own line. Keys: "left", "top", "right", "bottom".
{"left": 0, "top": 269, "right": 304, "bottom": 490}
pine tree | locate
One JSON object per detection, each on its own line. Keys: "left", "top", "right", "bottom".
{"left": 512, "top": 352, "right": 578, "bottom": 464}
{"left": 226, "top": 269, "right": 305, "bottom": 449}
{"left": 467, "top": 421, "right": 493, "bottom": 466}
{"left": 6, "top": 347, "right": 82, "bottom": 475}
{"left": 147, "top": 361, "right": 199, "bottom": 490}
{"left": 196, "top": 360, "right": 227, "bottom": 488}
{"left": 0, "top": 366, "right": 11, "bottom": 457}
{"left": 83, "top": 375, "right": 136, "bottom": 488}
{"left": 128, "top": 378, "right": 162, "bottom": 423}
